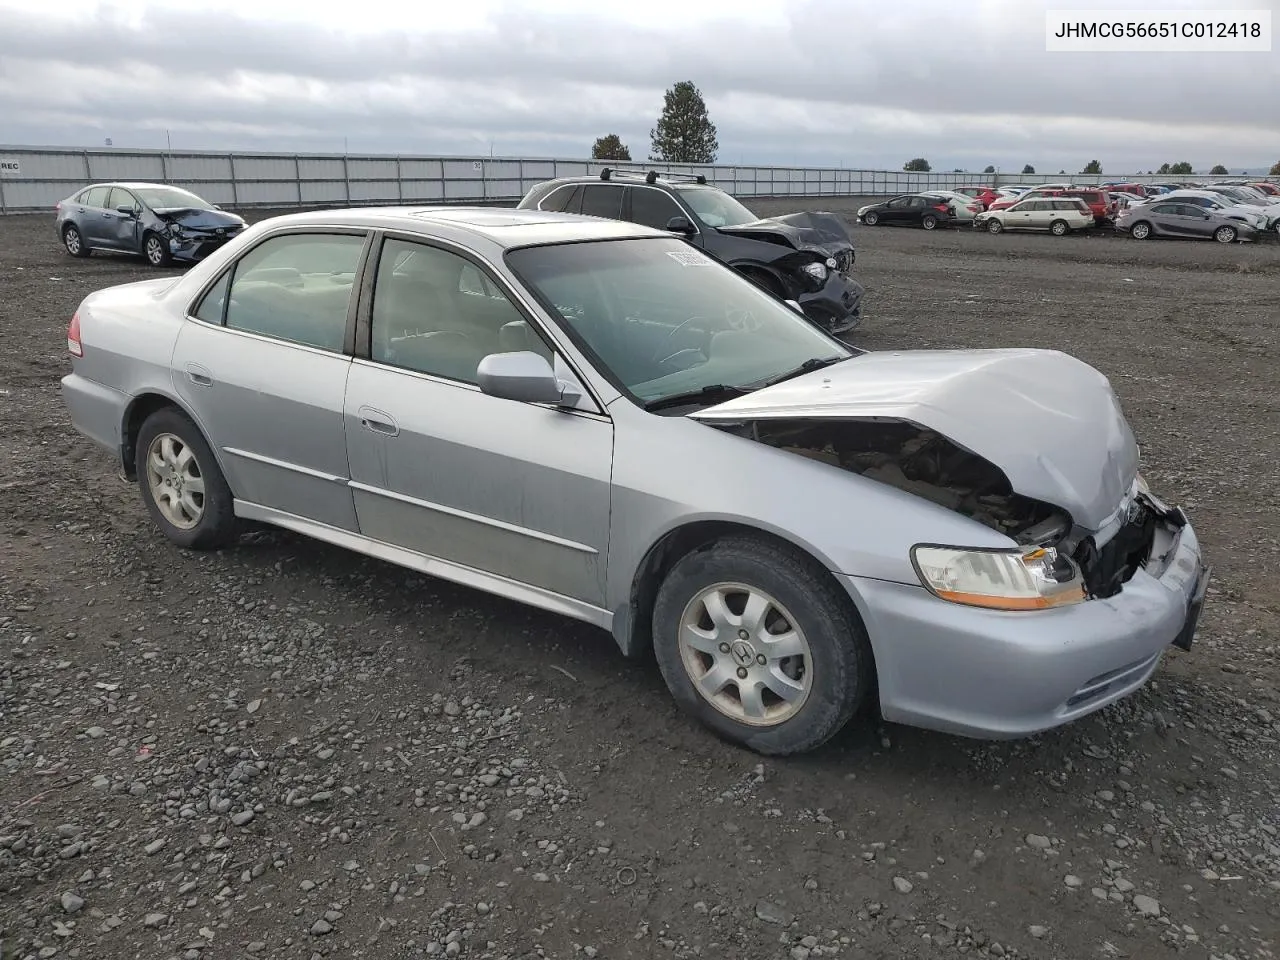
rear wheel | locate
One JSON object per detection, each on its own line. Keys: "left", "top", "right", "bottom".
{"left": 1050, "top": 219, "right": 1069, "bottom": 236}
{"left": 1129, "top": 221, "right": 1152, "bottom": 240}
{"left": 652, "top": 535, "right": 874, "bottom": 756}
{"left": 62, "top": 224, "right": 91, "bottom": 258}
{"left": 921, "top": 215, "right": 938, "bottom": 230}
{"left": 1214, "top": 225, "right": 1238, "bottom": 244}
{"left": 986, "top": 218, "right": 1004, "bottom": 234}
{"left": 143, "top": 231, "right": 173, "bottom": 268}
{"left": 135, "top": 407, "right": 239, "bottom": 550}
{"left": 862, "top": 211, "right": 879, "bottom": 226}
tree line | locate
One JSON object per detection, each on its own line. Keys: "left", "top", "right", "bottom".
{"left": 591, "top": 86, "right": 1280, "bottom": 178}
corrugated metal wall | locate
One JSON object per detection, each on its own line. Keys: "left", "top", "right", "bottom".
{"left": 0, "top": 145, "right": 1251, "bottom": 214}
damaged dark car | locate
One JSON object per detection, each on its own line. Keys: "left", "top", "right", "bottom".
{"left": 55, "top": 181, "right": 248, "bottom": 268}
{"left": 516, "top": 169, "right": 865, "bottom": 336}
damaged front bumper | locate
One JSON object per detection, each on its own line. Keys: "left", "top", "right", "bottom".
{"left": 840, "top": 503, "right": 1209, "bottom": 740}
{"left": 797, "top": 272, "right": 865, "bottom": 336}
{"left": 165, "top": 226, "right": 243, "bottom": 262}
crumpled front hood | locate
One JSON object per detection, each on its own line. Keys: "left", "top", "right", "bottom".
{"left": 154, "top": 207, "right": 246, "bottom": 231}
{"left": 691, "top": 348, "right": 1140, "bottom": 532}
{"left": 719, "top": 211, "right": 854, "bottom": 255}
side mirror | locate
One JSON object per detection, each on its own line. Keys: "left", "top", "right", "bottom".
{"left": 116, "top": 204, "right": 136, "bottom": 216}
{"left": 665, "top": 215, "right": 696, "bottom": 235}
{"left": 477, "top": 351, "right": 581, "bottom": 406}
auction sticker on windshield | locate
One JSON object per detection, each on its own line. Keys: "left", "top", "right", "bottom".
{"left": 667, "top": 250, "right": 713, "bottom": 267}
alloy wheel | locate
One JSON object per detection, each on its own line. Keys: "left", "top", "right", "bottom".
{"left": 145, "top": 433, "right": 206, "bottom": 530}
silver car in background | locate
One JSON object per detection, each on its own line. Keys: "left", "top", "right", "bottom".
{"left": 59, "top": 207, "right": 1210, "bottom": 755}
{"left": 1117, "top": 200, "right": 1258, "bottom": 243}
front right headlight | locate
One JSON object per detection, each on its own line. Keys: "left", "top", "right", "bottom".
{"left": 911, "top": 544, "right": 1086, "bottom": 611}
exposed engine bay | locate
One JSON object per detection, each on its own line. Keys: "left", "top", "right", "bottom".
{"left": 715, "top": 416, "right": 1175, "bottom": 601}
{"left": 718, "top": 418, "right": 1071, "bottom": 543}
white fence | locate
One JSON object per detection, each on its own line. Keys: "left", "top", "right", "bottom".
{"left": 0, "top": 144, "right": 1260, "bottom": 214}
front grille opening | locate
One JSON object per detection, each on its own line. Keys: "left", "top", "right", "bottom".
{"left": 1074, "top": 502, "right": 1158, "bottom": 599}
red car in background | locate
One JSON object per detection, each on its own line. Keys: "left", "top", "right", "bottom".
{"left": 953, "top": 186, "right": 1001, "bottom": 209}
{"left": 1248, "top": 182, "right": 1280, "bottom": 196}
{"left": 985, "top": 186, "right": 1116, "bottom": 225}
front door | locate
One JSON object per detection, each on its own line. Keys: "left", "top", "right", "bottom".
{"left": 171, "top": 229, "right": 370, "bottom": 531}
{"left": 343, "top": 235, "right": 613, "bottom": 607}
{"left": 104, "top": 187, "right": 142, "bottom": 251}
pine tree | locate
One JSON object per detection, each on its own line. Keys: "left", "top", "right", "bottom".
{"left": 591, "top": 134, "right": 631, "bottom": 161}
{"left": 649, "top": 82, "right": 718, "bottom": 163}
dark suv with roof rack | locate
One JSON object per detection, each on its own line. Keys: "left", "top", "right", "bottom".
{"left": 516, "top": 168, "right": 865, "bottom": 336}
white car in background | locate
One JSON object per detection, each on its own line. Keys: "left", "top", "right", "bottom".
{"left": 975, "top": 196, "right": 1094, "bottom": 235}
{"left": 921, "top": 190, "right": 983, "bottom": 222}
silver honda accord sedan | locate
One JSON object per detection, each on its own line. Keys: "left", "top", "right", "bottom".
{"left": 60, "top": 206, "right": 1210, "bottom": 755}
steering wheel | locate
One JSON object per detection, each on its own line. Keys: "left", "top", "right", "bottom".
{"left": 654, "top": 316, "right": 712, "bottom": 365}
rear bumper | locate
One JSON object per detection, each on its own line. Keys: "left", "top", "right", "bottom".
{"left": 841, "top": 510, "right": 1207, "bottom": 740}
{"left": 61, "top": 372, "right": 129, "bottom": 466}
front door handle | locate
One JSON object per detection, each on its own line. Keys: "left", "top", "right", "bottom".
{"left": 357, "top": 405, "right": 399, "bottom": 437}
{"left": 185, "top": 362, "right": 213, "bottom": 386}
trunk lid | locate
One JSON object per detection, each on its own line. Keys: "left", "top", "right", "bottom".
{"left": 691, "top": 348, "right": 1140, "bottom": 532}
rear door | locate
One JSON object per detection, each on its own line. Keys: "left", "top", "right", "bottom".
{"left": 172, "top": 228, "right": 371, "bottom": 531}
{"left": 103, "top": 187, "right": 142, "bottom": 251}
{"left": 79, "top": 186, "right": 114, "bottom": 245}
{"left": 579, "top": 184, "right": 625, "bottom": 221}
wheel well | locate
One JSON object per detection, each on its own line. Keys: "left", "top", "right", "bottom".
{"left": 734, "top": 264, "right": 784, "bottom": 298}
{"left": 616, "top": 520, "right": 865, "bottom": 656}
{"left": 120, "top": 393, "right": 181, "bottom": 480}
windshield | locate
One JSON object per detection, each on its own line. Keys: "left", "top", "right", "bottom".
{"left": 505, "top": 237, "right": 850, "bottom": 407}
{"left": 135, "top": 186, "right": 214, "bottom": 210}
{"left": 673, "top": 185, "right": 759, "bottom": 227}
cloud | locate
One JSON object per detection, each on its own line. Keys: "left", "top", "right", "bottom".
{"left": 0, "top": 0, "right": 1277, "bottom": 171}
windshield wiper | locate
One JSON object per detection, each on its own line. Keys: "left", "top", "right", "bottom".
{"left": 760, "top": 354, "right": 848, "bottom": 388}
{"left": 643, "top": 383, "right": 754, "bottom": 412}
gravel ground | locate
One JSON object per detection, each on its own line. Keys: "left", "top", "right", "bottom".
{"left": 2, "top": 201, "right": 1279, "bottom": 960}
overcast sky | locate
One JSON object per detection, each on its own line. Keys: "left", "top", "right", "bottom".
{"left": 1, "top": 0, "right": 1277, "bottom": 173}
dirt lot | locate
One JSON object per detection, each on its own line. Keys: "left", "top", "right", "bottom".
{"left": 2, "top": 201, "right": 1279, "bottom": 960}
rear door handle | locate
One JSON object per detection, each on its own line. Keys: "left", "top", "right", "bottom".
{"left": 357, "top": 405, "right": 399, "bottom": 437}
{"left": 185, "top": 362, "right": 213, "bottom": 386}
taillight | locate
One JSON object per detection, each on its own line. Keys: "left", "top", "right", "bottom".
{"left": 68, "top": 311, "right": 83, "bottom": 357}
{"left": 934, "top": 204, "right": 948, "bottom": 212}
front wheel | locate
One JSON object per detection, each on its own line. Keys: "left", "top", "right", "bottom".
{"left": 1049, "top": 219, "right": 1069, "bottom": 236}
{"left": 143, "top": 231, "right": 173, "bottom": 268}
{"left": 135, "top": 407, "right": 240, "bottom": 549}
{"left": 862, "top": 211, "right": 879, "bottom": 226}
{"left": 652, "top": 536, "right": 874, "bottom": 756}
{"left": 986, "top": 218, "right": 1004, "bottom": 234}
{"left": 1129, "top": 221, "right": 1152, "bottom": 240}
{"left": 1214, "top": 225, "right": 1238, "bottom": 244}
{"left": 921, "top": 215, "right": 938, "bottom": 230}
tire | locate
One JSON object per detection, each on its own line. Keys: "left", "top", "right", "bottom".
{"left": 143, "top": 231, "right": 173, "bottom": 268}
{"left": 921, "top": 215, "right": 938, "bottom": 230}
{"left": 986, "top": 218, "right": 1004, "bottom": 234}
{"left": 1214, "top": 225, "right": 1237, "bottom": 244}
{"left": 651, "top": 535, "right": 874, "bottom": 756}
{"left": 1049, "top": 219, "right": 1069, "bottom": 236}
{"left": 737, "top": 266, "right": 785, "bottom": 299}
{"left": 1129, "top": 221, "right": 1152, "bottom": 240}
{"left": 62, "top": 223, "right": 91, "bottom": 258}
{"left": 135, "top": 407, "right": 239, "bottom": 550}
{"left": 862, "top": 211, "right": 879, "bottom": 226}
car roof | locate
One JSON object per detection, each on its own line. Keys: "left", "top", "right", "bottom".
{"left": 249, "top": 205, "right": 668, "bottom": 249}
{"left": 81, "top": 181, "right": 192, "bottom": 190}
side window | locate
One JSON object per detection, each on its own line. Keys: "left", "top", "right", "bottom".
{"left": 907, "top": 196, "right": 928, "bottom": 208}
{"left": 221, "top": 233, "right": 366, "bottom": 351}
{"left": 580, "top": 184, "right": 624, "bottom": 219}
{"left": 629, "top": 187, "right": 686, "bottom": 230}
{"left": 193, "top": 271, "right": 232, "bottom": 324}
{"left": 83, "top": 186, "right": 110, "bottom": 208}
{"left": 106, "top": 187, "right": 136, "bottom": 212}
{"left": 371, "top": 238, "right": 553, "bottom": 385}
{"left": 539, "top": 184, "right": 581, "bottom": 213}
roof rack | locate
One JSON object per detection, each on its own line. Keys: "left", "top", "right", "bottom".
{"left": 598, "top": 167, "right": 707, "bottom": 185}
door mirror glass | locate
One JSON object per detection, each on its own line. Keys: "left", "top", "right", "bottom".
{"left": 116, "top": 204, "right": 136, "bottom": 216}
{"left": 477, "top": 351, "right": 581, "bottom": 406}
{"left": 665, "top": 215, "right": 696, "bottom": 235}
